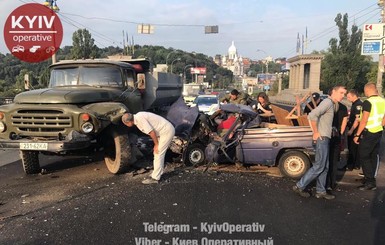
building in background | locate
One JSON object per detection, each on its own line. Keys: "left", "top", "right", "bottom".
{"left": 217, "top": 41, "right": 244, "bottom": 77}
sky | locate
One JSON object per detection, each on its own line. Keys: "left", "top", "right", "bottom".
{"left": 0, "top": 0, "right": 380, "bottom": 61}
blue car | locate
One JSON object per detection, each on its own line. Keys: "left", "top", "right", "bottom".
{"left": 167, "top": 98, "right": 315, "bottom": 179}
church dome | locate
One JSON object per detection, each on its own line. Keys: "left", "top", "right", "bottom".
{"left": 228, "top": 41, "right": 237, "bottom": 54}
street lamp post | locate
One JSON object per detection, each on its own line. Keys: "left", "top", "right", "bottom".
{"left": 43, "top": 0, "right": 59, "bottom": 64}
{"left": 166, "top": 50, "right": 178, "bottom": 72}
{"left": 256, "top": 49, "right": 269, "bottom": 74}
{"left": 191, "top": 52, "right": 198, "bottom": 83}
{"left": 183, "top": 64, "right": 193, "bottom": 83}
{"left": 170, "top": 58, "right": 181, "bottom": 74}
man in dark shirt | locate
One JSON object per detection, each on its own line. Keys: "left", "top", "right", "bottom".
{"left": 327, "top": 101, "right": 348, "bottom": 190}
{"left": 346, "top": 89, "right": 363, "bottom": 170}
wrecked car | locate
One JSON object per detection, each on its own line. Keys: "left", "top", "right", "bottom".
{"left": 168, "top": 101, "right": 315, "bottom": 179}
{"left": 167, "top": 97, "right": 212, "bottom": 166}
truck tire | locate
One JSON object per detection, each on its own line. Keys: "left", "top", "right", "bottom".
{"left": 20, "top": 150, "right": 40, "bottom": 174}
{"left": 278, "top": 151, "right": 310, "bottom": 179}
{"left": 104, "top": 129, "right": 132, "bottom": 174}
{"left": 184, "top": 143, "right": 206, "bottom": 167}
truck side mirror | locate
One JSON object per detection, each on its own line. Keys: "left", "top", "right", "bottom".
{"left": 137, "top": 73, "right": 145, "bottom": 90}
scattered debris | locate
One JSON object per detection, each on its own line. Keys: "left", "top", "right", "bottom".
{"left": 136, "top": 168, "right": 148, "bottom": 174}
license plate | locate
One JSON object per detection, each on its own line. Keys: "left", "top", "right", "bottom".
{"left": 20, "top": 142, "right": 48, "bottom": 150}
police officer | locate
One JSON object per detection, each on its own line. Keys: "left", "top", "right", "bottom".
{"left": 354, "top": 83, "right": 385, "bottom": 191}
{"left": 346, "top": 89, "right": 363, "bottom": 170}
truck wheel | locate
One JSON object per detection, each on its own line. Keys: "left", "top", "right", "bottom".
{"left": 104, "top": 129, "right": 131, "bottom": 174}
{"left": 278, "top": 151, "right": 310, "bottom": 179}
{"left": 184, "top": 143, "right": 206, "bottom": 167}
{"left": 20, "top": 150, "right": 40, "bottom": 174}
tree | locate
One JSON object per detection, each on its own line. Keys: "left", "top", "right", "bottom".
{"left": 320, "top": 13, "right": 371, "bottom": 93}
{"left": 70, "top": 29, "right": 99, "bottom": 59}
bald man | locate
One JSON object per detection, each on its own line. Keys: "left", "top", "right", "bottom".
{"left": 354, "top": 83, "right": 385, "bottom": 191}
{"left": 122, "top": 112, "right": 175, "bottom": 184}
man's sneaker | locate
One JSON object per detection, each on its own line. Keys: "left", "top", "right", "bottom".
{"left": 142, "top": 178, "right": 159, "bottom": 185}
{"left": 358, "top": 184, "right": 377, "bottom": 191}
{"left": 292, "top": 185, "right": 310, "bottom": 198}
{"left": 315, "top": 192, "right": 335, "bottom": 200}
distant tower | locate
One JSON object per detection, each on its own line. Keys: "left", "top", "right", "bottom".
{"left": 228, "top": 41, "right": 237, "bottom": 60}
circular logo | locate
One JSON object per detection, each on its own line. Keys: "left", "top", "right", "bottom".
{"left": 3, "top": 3, "right": 63, "bottom": 63}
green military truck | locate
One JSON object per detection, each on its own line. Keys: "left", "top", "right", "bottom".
{"left": 0, "top": 58, "right": 182, "bottom": 174}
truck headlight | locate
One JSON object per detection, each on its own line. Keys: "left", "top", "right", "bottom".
{"left": 0, "top": 122, "right": 5, "bottom": 132}
{"left": 81, "top": 122, "right": 94, "bottom": 133}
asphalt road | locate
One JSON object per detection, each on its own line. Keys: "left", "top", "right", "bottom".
{"left": 0, "top": 149, "right": 20, "bottom": 167}
{"left": 0, "top": 149, "right": 384, "bottom": 245}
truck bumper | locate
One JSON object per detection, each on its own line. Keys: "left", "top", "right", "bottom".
{"left": 0, "top": 133, "right": 92, "bottom": 152}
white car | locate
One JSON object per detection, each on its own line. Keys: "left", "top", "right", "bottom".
{"left": 191, "top": 94, "right": 219, "bottom": 114}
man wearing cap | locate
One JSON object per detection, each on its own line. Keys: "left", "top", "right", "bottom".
{"left": 122, "top": 112, "right": 175, "bottom": 184}
{"left": 353, "top": 83, "right": 385, "bottom": 191}
{"left": 304, "top": 92, "right": 323, "bottom": 114}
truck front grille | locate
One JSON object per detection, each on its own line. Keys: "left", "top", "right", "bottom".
{"left": 12, "top": 110, "right": 72, "bottom": 134}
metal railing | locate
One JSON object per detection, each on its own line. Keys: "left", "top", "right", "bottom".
{"left": 0, "top": 97, "right": 14, "bottom": 105}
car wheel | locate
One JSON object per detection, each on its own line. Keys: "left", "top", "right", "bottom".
{"left": 20, "top": 150, "right": 40, "bottom": 174}
{"left": 104, "top": 128, "right": 132, "bottom": 174}
{"left": 278, "top": 151, "right": 310, "bottom": 179}
{"left": 184, "top": 143, "right": 206, "bottom": 167}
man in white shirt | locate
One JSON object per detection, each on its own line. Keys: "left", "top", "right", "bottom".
{"left": 122, "top": 112, "right": 175, "bottom": 184}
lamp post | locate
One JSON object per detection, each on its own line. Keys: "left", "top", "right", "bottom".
{"left": 183, "top": 64, "right": 193, "bottom": 83}
{"left": 43, "top": 0, "right": 59, "bottom": 64}
{"left": 166, "top": 50, "right": 178, "bottom": 72}
{"left": 191, "top": 52, "right": 198, "bottom": 83}
{"left": 170, "top": 58, "right": 181, "bottom": 74}
{"left": 256, "top": 49, "right": 269, "bottom": 74}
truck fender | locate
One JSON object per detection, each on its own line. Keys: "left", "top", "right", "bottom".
{"left": 82, "top": 102, "right": 128, "bottom": 125}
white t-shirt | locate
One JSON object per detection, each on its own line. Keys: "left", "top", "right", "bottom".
{"left": 133, "top": 112, "right": 173, "bottom": 137}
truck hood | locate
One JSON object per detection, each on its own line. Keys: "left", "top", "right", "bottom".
{"left": 14, "top": 87, "right": 121, "bottom": 104}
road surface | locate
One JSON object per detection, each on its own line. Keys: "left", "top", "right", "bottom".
{"left": 0, "top": 147, "right": 384, "bottom": 244}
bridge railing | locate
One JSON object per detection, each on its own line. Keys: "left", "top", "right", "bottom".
{"left": 0, "top": 97, "right": 14, "bottom": 105}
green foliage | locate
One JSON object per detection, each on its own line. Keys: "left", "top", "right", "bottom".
{"left": 321, "top": 13, "right": 372, "bottom": 93}
{"left": 0, "top": 28, "right": 234, "bottom": 97}
{"left": 71, "top": 29, "right": 100, "bottom": 59}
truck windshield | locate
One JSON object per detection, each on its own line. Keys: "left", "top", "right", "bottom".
{"left": 49, "top": 66, "right": 123, "bottom": 87}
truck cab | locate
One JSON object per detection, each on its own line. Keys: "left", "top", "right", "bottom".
{"left": 0, "top": 58, "right": 182, "bottom": 175}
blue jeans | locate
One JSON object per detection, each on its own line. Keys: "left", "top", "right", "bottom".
{"left": 297, "top": 137, "right": 330, "bottom": 193}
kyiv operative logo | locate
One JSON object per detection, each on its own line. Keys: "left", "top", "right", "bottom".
{"left": 3, "top": 3, "right": 63, "bottom": 63}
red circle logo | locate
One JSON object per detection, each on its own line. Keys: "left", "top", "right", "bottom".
{"left": 3, "top": 3, "right": 63, "bottom": 63}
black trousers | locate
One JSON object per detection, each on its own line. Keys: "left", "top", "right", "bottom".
{"left": 347, "top": 134, "right": 360, "bottom": 169}
{"left": 327, "top": 136, "right": 341, "bottom": 189}
{"left": 358, "top": 130, "right": 382, "bottom": 185}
